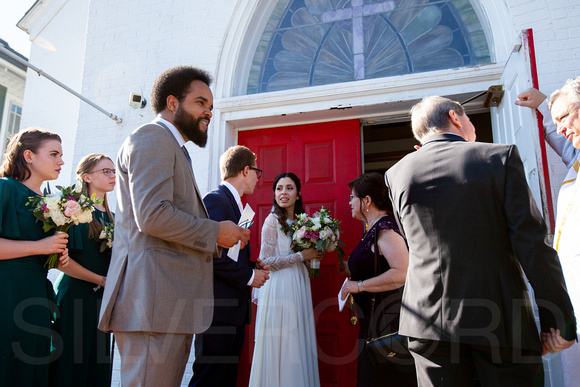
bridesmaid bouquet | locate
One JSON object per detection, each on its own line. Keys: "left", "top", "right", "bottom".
{"left": 289, "top": 207, "right": 345, "bottom": 277}
{"left": 96, "top": 222, "right": 114, "bottom": 253}
{"left": 27, "top": 184, "right": 102, "bottom": 268}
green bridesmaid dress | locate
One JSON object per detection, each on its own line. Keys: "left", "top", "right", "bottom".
{"left": 49, "top": 210, "right": 113, "bottom": 387}
{"left": 0, "top": 177, "right": 56, "bottom": 387}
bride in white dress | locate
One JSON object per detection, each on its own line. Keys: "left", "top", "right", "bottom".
{"left": 249, "top": 172, "right": 323, "bottom": 387}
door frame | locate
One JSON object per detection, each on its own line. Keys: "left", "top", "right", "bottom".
{"left": 210, "top": 64, "right": 505, "bottom": 188}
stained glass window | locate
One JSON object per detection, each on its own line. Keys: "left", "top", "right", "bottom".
{"left": 245, "top": 0, "right": 490, "bottom": 94}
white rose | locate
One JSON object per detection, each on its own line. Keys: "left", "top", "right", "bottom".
{"left": 50, "top": 211, "right": 68, "bottom": 226}
{"left": 45, "top": 195, "right": 60, "bottom": 205}
{"left": 45, "top": 195, "right": 61, "bottom": 211}
{"left": 74, "top": 209, "right": 94, "bottom": 224}
{"left": 319, "top": 228, "right": 331, "bottom": 240}
{"left": 311, "top": 218, "right": 321, "bottom": 231}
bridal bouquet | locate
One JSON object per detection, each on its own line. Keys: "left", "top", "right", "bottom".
{"left": 289, "top": 207, "right": 345, "bottom": 277}
{"left": 27, "top": 184, "right": 102, "bottom": 268}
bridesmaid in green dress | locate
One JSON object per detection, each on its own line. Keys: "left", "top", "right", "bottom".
{"left": 50, "top": 154, "right": 116, "bottom": 387}
{"left": 0, "top": 128, "right": 69, "bottom": 387}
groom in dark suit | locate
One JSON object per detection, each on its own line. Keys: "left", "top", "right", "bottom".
{"left": 385, "top": 96, "right": 576, "bottom": 386}
{"left": 189, "top": 145, "right": 270, "bottom": 387}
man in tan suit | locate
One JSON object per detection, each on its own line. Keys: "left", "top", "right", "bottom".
{"left": 98, "top": 66, "right": 250, "bottom": 386}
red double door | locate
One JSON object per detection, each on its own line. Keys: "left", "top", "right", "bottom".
{"left": 237, "top": 119, "right": 362, "bottom": 387}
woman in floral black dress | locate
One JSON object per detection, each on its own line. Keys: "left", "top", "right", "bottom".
{"left": 340, "top": 172, "right": 416, "bottom": 387}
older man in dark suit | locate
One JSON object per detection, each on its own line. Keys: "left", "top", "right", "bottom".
{"left": 385, "top": 96, "right": 576, "bottom": 386}
{"left": 189, "top": 145, "right": 270, "bottom": 387}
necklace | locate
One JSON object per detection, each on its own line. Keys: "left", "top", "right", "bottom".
{"left": 366, "top": 213, "right": 385, "bottom": 230}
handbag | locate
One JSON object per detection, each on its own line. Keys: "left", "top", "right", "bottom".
{"left": 366, "top": 331, "right": 412, "bottom": 365}
{"left": 364, "top": 229, "right": 412, "bottom": 366}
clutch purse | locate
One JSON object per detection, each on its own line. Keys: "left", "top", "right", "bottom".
{"left": 366, "top": 331, "right": 412, "bottom": 366}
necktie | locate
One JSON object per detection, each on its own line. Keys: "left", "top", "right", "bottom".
{"left": 182, "top": 145, "right": 193, "bottom": 170}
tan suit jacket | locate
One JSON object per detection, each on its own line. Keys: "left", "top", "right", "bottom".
{"left": 98, "top": 119, "right": 219, "bottom": 334}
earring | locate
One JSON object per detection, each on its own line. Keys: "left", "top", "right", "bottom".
{"left": 26, "top": 160, "right": 32, "bottom": 164}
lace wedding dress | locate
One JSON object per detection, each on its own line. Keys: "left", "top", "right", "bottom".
{"left": 249, "top": 213, "right": 320, "bottom": 387}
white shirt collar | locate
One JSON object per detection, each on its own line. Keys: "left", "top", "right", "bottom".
{"left": 222, "top": 181, "right": 244, "bottom": 214}
{"left": 157, "top": 115, "right": 186, "bottom": 147}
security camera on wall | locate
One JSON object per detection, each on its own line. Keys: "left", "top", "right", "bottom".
{"left": 129, "top": 93, "right": 146, "bottom": 109}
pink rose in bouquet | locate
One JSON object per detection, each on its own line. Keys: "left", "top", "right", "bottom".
{"left": 297, "top": 226, "right": 307, "bottom": 240}
{"left": 27, "top": 184, "right": 103, "bottom": 268}
{"left": 63, "top": 200, "right": 81, "bottom": 217}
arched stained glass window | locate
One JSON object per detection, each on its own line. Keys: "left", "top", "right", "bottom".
{"left": 245, "top": 0, "right": 491, "bottom": 94}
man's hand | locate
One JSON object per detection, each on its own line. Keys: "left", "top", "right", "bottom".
{"left": 515, "top": 88, "right": 547, "bottom": 110}
{"left": 217, "top": 220, "right": 251, "bottom": 249}
{"left": 541, "top": 328, "right": 576, "bottom": 355}
{"left": 251, "top": 269, "right": 270, "bottom": 288}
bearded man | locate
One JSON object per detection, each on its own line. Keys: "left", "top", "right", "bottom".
{"left": 98, "top": 66, "right": 250, "bottom": 386}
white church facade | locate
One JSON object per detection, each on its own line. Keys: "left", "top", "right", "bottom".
{"left": 14, "top": 0, "right": 580, "bottom": 386}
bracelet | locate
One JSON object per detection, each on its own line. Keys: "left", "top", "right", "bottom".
{"left": 93, "top": 276, "right": 106, "bottom": 292}
{"left": 357, "top": 280, "right": 363, "bottom": 293}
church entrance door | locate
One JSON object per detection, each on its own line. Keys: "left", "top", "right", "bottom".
{"left": 237, "top": 119, "right": 362, "bottom": 387}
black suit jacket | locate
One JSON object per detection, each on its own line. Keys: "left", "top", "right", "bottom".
{"left": 385, "top": 133, "right": 576, "bottom": 351}
{"left": 203, "top": 185, "right": 254, "bottom": 326}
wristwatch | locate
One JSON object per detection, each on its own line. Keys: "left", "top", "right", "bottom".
{"left": 357, "top": 280, "right": 363, "bottom": 293}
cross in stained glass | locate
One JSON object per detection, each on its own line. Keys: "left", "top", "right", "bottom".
{"left": 322, "top": 0, "right": 395, "bottom": 80}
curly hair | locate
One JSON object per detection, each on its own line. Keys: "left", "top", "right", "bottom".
{"left": 1, "top": 128, "right": 62, "bottom": 181}
{"left": 272, "top": 172, "right": 305, "bottom": 231}
{"left": 150, "top": 66, "right": 213, "bottom": 114}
